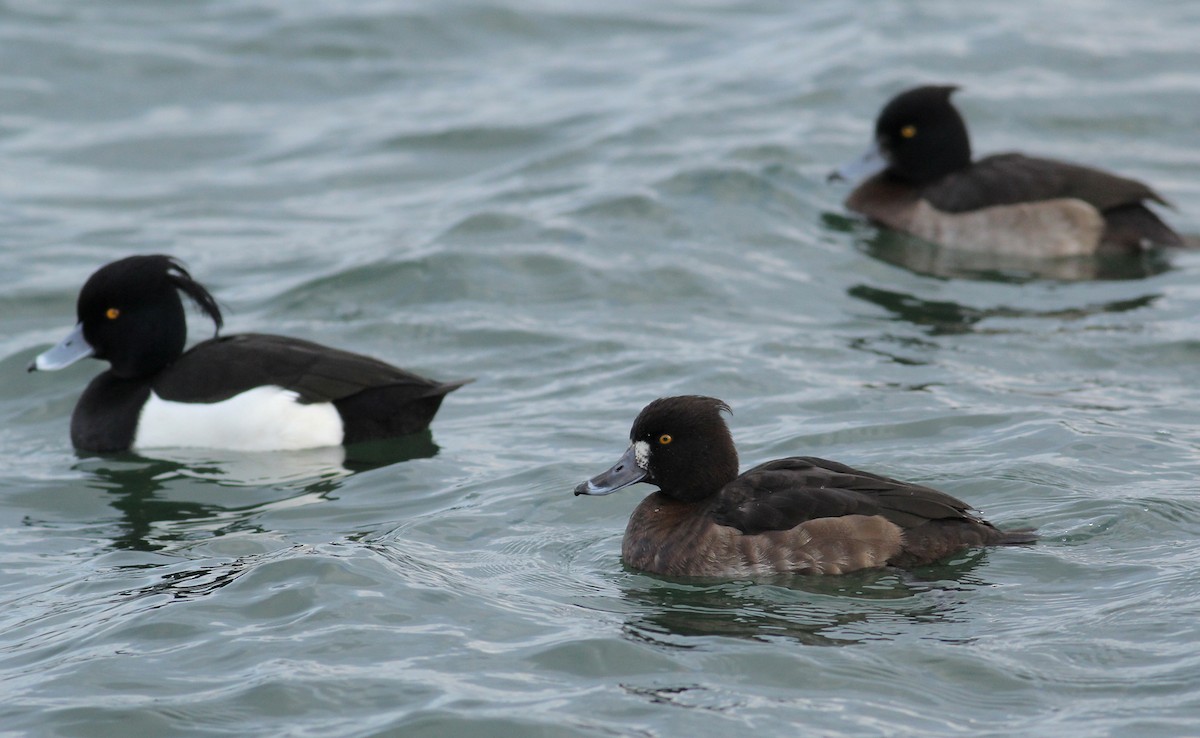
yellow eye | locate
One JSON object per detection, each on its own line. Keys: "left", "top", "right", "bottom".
{"left": 659, "top": 434, "right": 672, "bottom": 445}
{"left": 900, "top": 125, "right": 917, "bottom": 139}
{"left": 105, "top": 308, "right": 121, "bottom": 320}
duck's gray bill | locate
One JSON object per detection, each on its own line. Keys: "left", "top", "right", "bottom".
{"left": 827, "top": 140, "right": 888, "bottom": 183}
{"left": 573, "top": 445, "right": 647, "bottom": 496}
{"left": 29, "top": 323, "right": 94, "bottom": 372}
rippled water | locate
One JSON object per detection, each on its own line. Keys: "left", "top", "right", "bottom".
{"left": 3, "top": 1, "right": 1200, "bottom": 736}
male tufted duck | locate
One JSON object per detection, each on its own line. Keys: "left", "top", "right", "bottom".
{"left": 29, "top": 255, "right": 469, "bottom": 452}
{"left": 829, "top": 85, "right": 1184, "bottom": 256}
{"left": 575, "top": 396, "right": 1034, "bottom": 578}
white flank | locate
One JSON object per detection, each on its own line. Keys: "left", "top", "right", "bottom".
{"left": 633, "top": 440, "right": 650, "bottom": 470}
{"left": 133, "top": 386, "right": 344, "bottom": 451}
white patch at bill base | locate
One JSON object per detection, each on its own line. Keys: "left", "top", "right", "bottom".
{"left": 633, "top": 440, "right": 650, "bottom": 470}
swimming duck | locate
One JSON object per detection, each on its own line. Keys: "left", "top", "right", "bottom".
{"left": 829, "top": 85, "right": 1184, "bottom": 256}
{"left": 29, "top": 255, "right": 468, "bottom": 452}
{"left": 574, "top": 396, "right": 1034, "bottom": 578}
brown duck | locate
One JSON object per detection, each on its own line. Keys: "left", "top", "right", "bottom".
{"left": 575, "top": 395, "right": 1034, "bottom": 578}
{"left": 829, "top": 85, "right": 1185, "bottom": 256}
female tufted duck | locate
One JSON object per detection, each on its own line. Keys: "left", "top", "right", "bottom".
{"left": 30, "top": 255, "right": 468, "bottom": 453}
{"left": 829, "top": 85, "right": 1184, "bottom": 256}
{"left": 574, "top": 396, "right": 1034, "bottom": 578}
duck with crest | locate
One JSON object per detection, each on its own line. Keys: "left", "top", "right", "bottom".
{"left": 829, "top": 85, "right": 1186, "bottom": 256}
{"left": 575, "top": 396, "right": 1034, "bottom": 578}
{"left": 30, "top": 255, "right": 469, "bottom": 452}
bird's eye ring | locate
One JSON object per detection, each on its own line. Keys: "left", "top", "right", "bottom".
{"left": 659, "top": 434, "right": 672, "bottom": 445}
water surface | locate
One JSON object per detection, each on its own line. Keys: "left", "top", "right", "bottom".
{"left": 3, "top": 1, "right": 1200, "bottom": 736}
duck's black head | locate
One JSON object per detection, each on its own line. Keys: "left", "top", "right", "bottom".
{"left": 574, "top": 395, "right": 739, "bottom": 504}
{"left": 33, "top": 255, "right": 223, "bottom": 379}
{"left": 873, "top": 85, "right": 972, "bottom": 185}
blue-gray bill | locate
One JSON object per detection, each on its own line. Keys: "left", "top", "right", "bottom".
{"left": 29, "top": 323, "right": 94, "bottom": 372}
{"left": 573, "top": 444, "right": 647, "bottom": 496}
{"left": 827, "top": 139, "right": 888, "bottom": 183}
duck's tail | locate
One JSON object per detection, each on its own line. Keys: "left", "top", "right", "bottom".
{"left": 996, "top": 527, "right": 1038, "bottom": 545}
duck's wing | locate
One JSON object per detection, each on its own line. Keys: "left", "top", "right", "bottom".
{"left": 153, "top": 333, "right": 467, "bottom": 404}
{"left": 924, "top": 153, "right": 1170, "bottom": 214}
{"left": 710, "top": 456, "right": 988, "bottom": 536}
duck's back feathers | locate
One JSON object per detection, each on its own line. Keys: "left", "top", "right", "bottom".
{"left": 155, "top": 334, "right": 457, "bottom": 404}
{"left": 709, "top": 456, "right": 1032, "bottom": 569}
{"left": 712, "top": 456, "right": 988, "bottom": 535}
{"left": 923, "top": 153, "right": 1183, "bottom": 251}
{"left": 154, "top": 334, "right": 469, "bottom": 443}
{"left": 926, "top": 153, "right": 1177, "bottom": 231}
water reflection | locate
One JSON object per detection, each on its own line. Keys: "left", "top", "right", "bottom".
{"left": 74, "top": 433, "right": 439, "bottom": 551}
{"left": 620, "top": 550, "right": 992, "bottom": 647}
{"left": 824, "top": 212, "right": 1173, "bottom": 282}
{"left": 848, "top": 284, "right": 1158, "bottom": 336}
{"left": 120, "top": 554, "right": 262, "bottom": 604}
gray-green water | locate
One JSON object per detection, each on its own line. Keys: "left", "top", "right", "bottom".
{"left": 4, "top": 2, "right": 1200, "bottom": 736}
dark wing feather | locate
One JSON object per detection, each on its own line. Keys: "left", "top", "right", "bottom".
{"left": 1100, "top": 203, "right": 1184, "bottom": 249}
{"left": 710, "top": 456, "right": 986, "bottom": 535}
{"left": 924, "top": 153, "right": 1170, "bottom": 214}
{"left": 153, "top": 333, "right": 458, "bottom": 404}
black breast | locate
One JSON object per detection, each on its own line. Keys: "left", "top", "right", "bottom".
{"left": 70, "top": 373, "right": 152, "bottom": 452}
